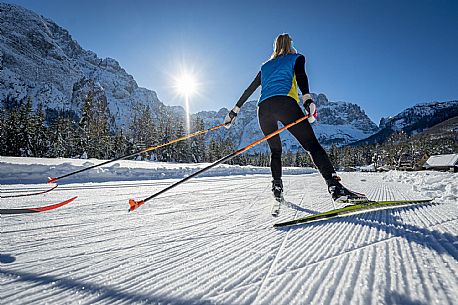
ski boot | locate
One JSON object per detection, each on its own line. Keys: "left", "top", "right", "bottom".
{"left": 271, "top": 179, "right": 284, "bottom": 216}
{"left": 327, "top": 174, "right": 368, "bottom": 204}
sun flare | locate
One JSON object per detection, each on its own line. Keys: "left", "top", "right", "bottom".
{"left": 175, "top": 73, "right": 198, "bottom": 97}
{"left": 173, "top": 71, "right": 200, "bottom": 133}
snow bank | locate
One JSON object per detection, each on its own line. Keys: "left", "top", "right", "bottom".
{"left": 382, "top": 170, "right": 457, "bottom": 203}
{"left": 0, "top": 156, "right": 317, "bottom": 184}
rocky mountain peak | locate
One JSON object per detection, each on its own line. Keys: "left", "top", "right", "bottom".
{"left": 352, "top": 100, "right": 458, "bottom": 146}
{"left": 0, "top": 3, "right": 167, "bottom": 129}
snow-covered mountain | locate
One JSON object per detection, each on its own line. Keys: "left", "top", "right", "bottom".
{"left": 1, "top": 3, "right": 379, "bottom": 150}
{"left": 0, "top": 3, "right": 166, "bottom": 129}
{"left": 352, "top": 100, "right": 458, "bottom": 146}
{"left": 196, "top": 93, "right": 379, "bottom": 152}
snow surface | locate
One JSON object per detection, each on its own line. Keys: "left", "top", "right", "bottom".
{"left": 382, "top": 170, "right": 458, "bottom": 204}
{"left": 1, "top": 158, "right": 457, "bottom": 305}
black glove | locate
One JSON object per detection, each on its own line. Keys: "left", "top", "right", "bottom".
{"left": 302, "top": 94, "right": 317, "bottom": 123}
{"left": 224, "top": 106, "right": 240, "bottom": 128}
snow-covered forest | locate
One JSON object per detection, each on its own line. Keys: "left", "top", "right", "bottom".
{"left": 0, "top": 95, "right": 235, "bottom": 164}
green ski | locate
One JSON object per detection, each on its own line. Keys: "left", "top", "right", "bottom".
{"left": 273, "top": 199, "right": 433, "bottom": 228}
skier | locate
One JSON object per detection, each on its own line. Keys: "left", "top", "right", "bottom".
{"left": 224, "top": 33, "right": 367, "bottom": 204}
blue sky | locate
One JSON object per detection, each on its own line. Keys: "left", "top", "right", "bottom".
{"left": 5, "top": 0, "right": 458, "bottom": 123}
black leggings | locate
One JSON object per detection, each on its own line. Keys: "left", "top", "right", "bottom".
{"left": 258, "top": 96, "right": 335, "bottom": 181}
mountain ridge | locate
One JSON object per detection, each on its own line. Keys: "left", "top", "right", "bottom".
{"left": 351, "top": 100, "right": 458, "bottom": 146}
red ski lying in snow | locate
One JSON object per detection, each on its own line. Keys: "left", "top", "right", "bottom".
{"left": 0, "top": 196, "right": 77, "bottom": 215}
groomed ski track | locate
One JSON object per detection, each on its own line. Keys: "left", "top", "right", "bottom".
{"left": 1, "top": 172, "right": 457, "bottom": 305}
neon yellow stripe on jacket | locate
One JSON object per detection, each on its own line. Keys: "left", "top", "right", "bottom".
{"left": 287, "top": 73, "right": 300, "bottom": 103}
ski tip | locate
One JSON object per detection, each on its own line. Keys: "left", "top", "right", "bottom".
{"left": 66, "top": 196, "right": 78, "bottom": 205}
{"left": 48, "top": 177, "right": 58, "bottom": 184}
{"left": 28, "top": 196, "right": 78, "bottom": 213}
{"left": 128, "top": 199, "right": 145, "bottom": 212}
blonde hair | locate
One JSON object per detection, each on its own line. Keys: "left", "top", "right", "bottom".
{"left": 270, "top": 33, "right": 296, "bottom": 59}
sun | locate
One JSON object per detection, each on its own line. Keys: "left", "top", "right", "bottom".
{"left": 175, "top": 73, "right": 198, "bottom": 97}
{"left": 173, "top": 70, "right": 200, "bottom": 132}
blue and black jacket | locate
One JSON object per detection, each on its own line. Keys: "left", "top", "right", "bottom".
{"left": 235, "top": 53, "right": 310, "bottom": 108}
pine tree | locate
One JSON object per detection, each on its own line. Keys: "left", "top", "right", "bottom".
{"left": 112, "top": 129, "right": 131, "bottom": 158}
{"left": 172, "top": 118, "right": 189, "bottom": 163}
{"left": 29, "top": 103, "right": 48, "bottom": 156}
{"left": 283, "top": 150, "right": 294, "bottom": 166}
{"left": 137, "top": 106, "right": 156, "bottom": 160}
{"left": 328, "top": 144, "right": 339, "bottom": 167}
{"left": 294, "top": 151, "right": 304, "bottom": 167}
{"left": 78, "top": 93, "right": 92, "bottom": 157}
{"left": 16, "top": 97, "right": 34, "bottom": 156}
{"left": 207, "top": 138, "right": 219, "bottom": 162}
{"left": 190, "top": 117, "right": 206, "bottom": 163}
{"left": 78, "top": 92, "right": 113, "bottom": 159}
{"left": 2, "top": 105, "right": 18, "bottom": 155}
{"left": 93, "top": 95, "right": 112, "bottom": 159}
{"left": 49, "top": 116, "right": 75, "bottom": 157}
{"left": 221, "top": 138, "right": 236, "bottom": 164}
{"left": 151, "top": 107, "right": 170, "bottom": 161}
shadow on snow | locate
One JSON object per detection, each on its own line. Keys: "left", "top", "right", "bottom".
{"left": 277, "top": 203, "right": 458, "bottom": 260}
{"left": 285, "top": 201, "right": 320, "bottom": 215}
{"left": 0, "top": 254, "right": 16, "bottom": 264}
{"left": 0, "top": 268, "right": 214, "bottom": 305}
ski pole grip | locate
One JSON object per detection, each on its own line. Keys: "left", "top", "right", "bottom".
{"left": 128, "top": 199, "right": 145, "bottom": 212}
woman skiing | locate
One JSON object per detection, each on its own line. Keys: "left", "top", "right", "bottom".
{"left": 224, "top": 33, "right": 367, "bottom": 204}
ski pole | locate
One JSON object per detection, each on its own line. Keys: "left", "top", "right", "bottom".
{"left": 48, "top": 123, "right": 227, "bottom": 183}
{"left": 1, "top": 184, "right": 58, "bottom": 199}
{"left": 128, "top": 114, "right": 309, "bottom": 212}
